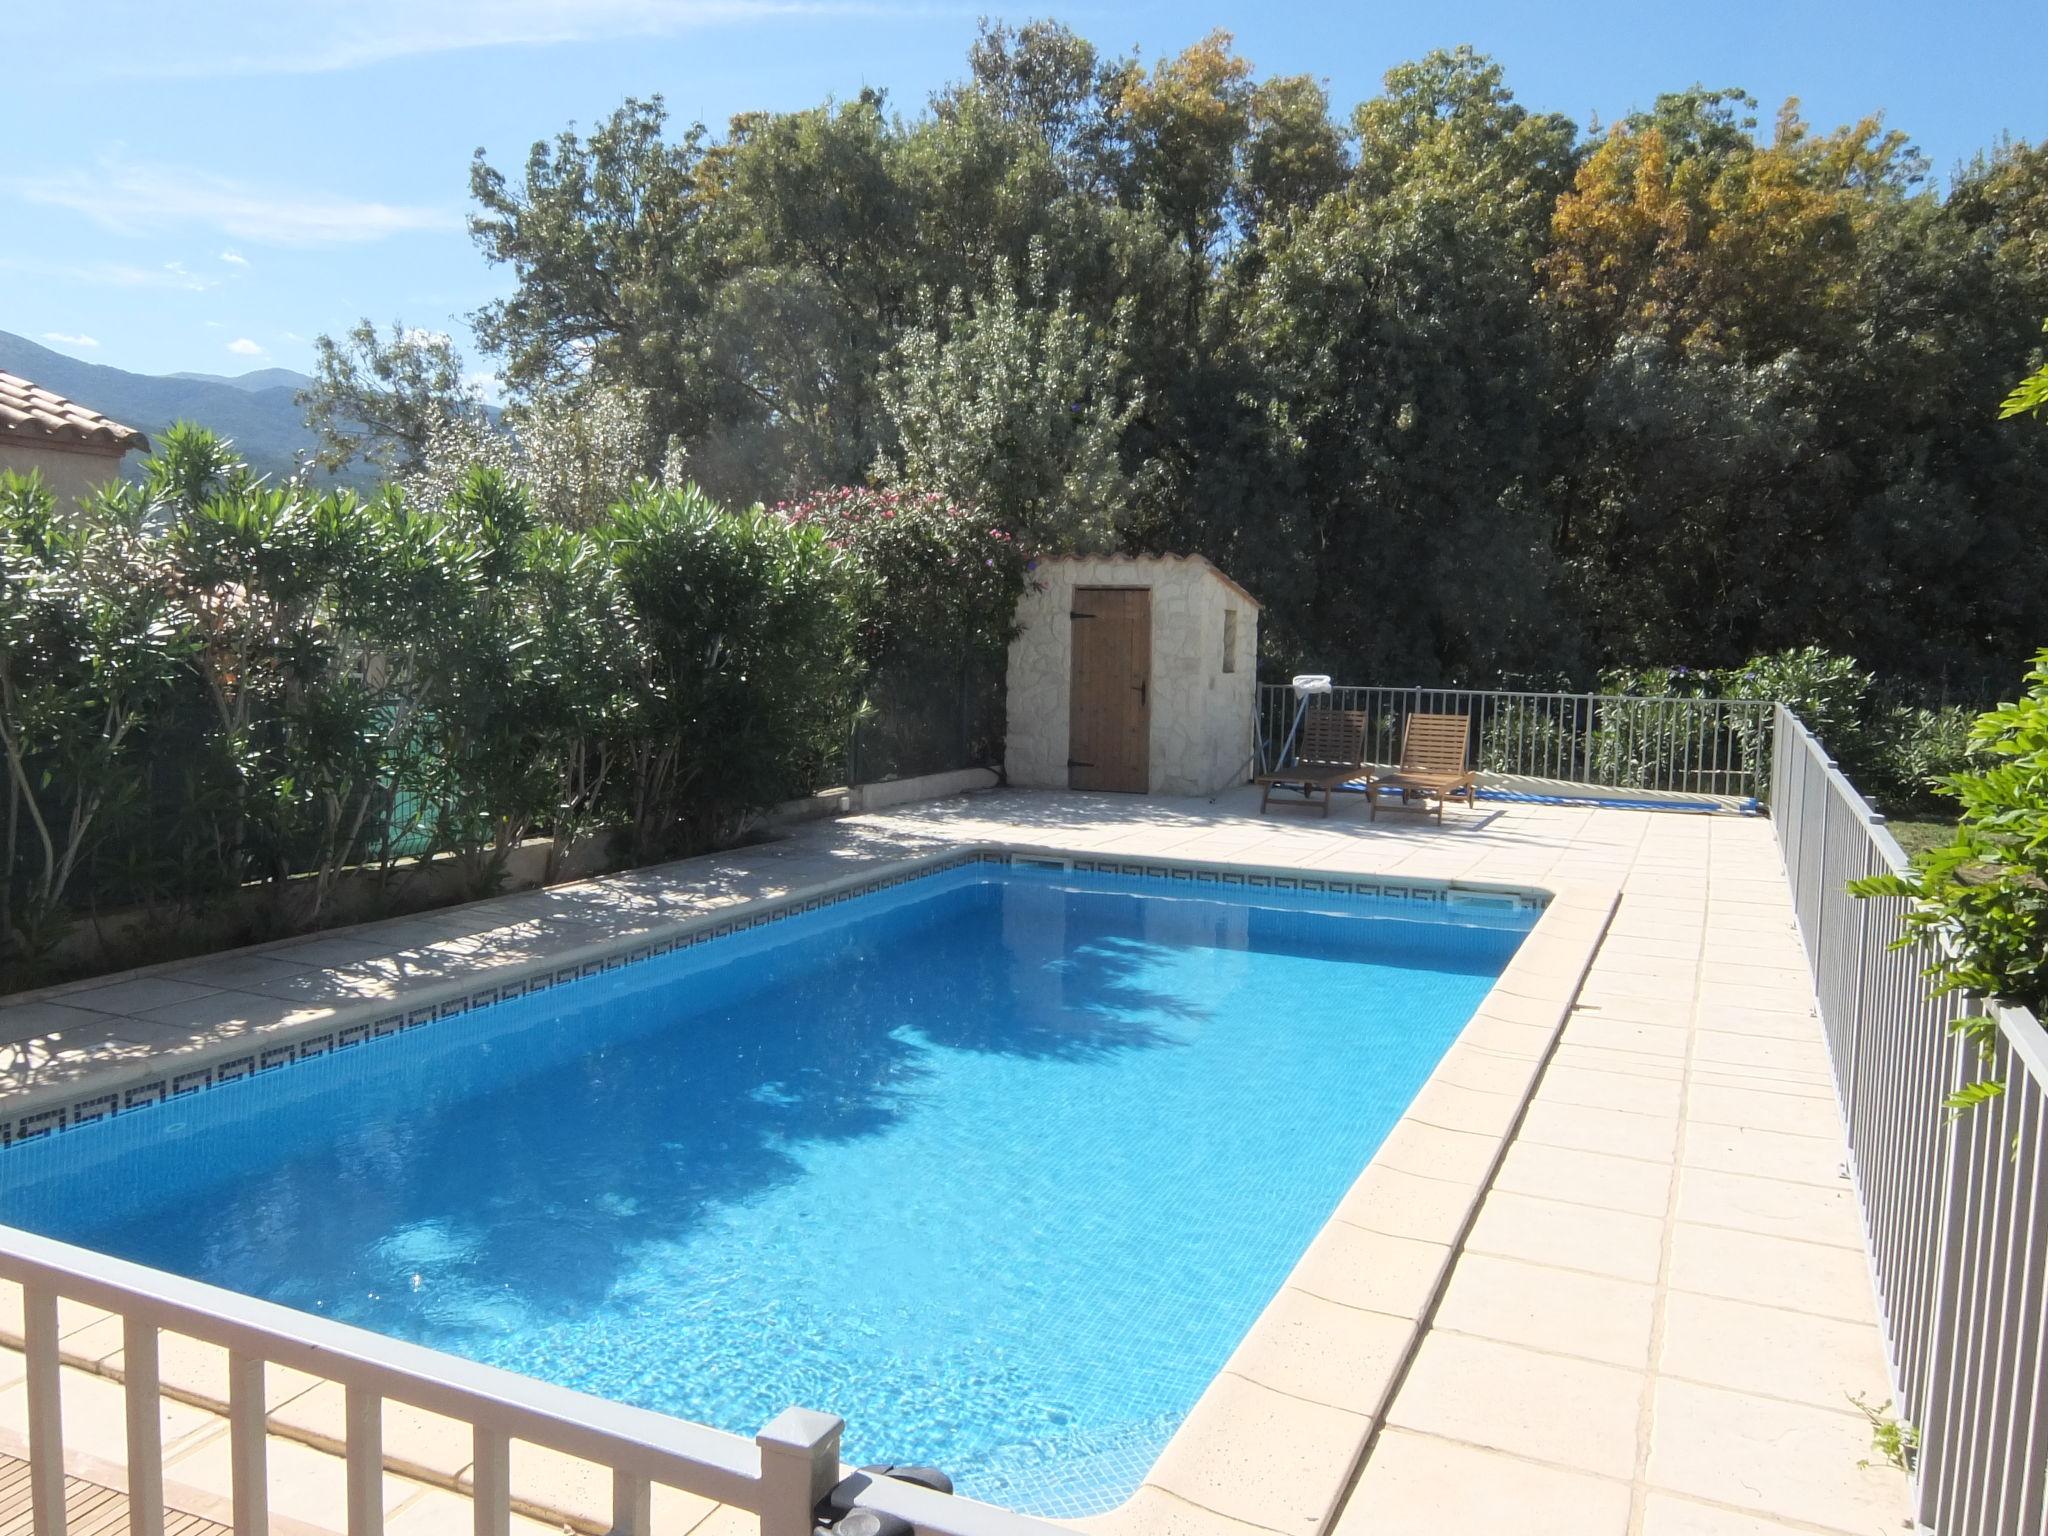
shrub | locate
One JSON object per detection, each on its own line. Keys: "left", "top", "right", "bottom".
{"left": 602, "top": 484, "right": 858, "bottom": 856}
{"left": 1714, "top": 647, "right": 1873, "bottom": 757}
{"left": 1852, "top": 651, "right": 2048, "bottom": 1105}
{"left": 780, "top": 486, "right": 1028, "bottom": 667}
{"left": 1859, "top": 703, "right": 1982, "bottom": 816}
{"left": 0, "top": 470, "right": 193, "bottom": 956}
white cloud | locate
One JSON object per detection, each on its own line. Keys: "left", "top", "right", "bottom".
{"left": 7, "top": 157, "right": 457, "bottom": 247}
{"left": 464, "top": 369, "right": 506, "bottom": 405}
{"left": 0, "top": 255, "right": 215, "bottom": 292}
{"left": 218, "top": 248, "right": 249, "bottom": 267}
{"left": 43, "top": 332, "right": 100, "bottom": 348}
{"left": 226, "top": 337, "right": 267, "bottom": 357}
{"left": 70, "top": 0, "right": 916, "bottom": 76}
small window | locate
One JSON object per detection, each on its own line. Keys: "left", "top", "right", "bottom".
{"left": 1222, "top": 608, "right": 1238, "bottom": 673}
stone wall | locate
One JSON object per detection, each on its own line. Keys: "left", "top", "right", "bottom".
{"left": 0, "top": 441, "right": 130, "bottom": 508}
{"left": 1004, "top": 555, "right": 1258, "bottom": 796}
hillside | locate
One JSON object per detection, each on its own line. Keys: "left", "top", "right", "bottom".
{"left": 0, "top": 331, "right": 354, "bottom": 484}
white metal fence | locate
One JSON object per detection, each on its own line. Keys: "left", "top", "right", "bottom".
{"left": 1771, "top": 704, "right": 2048, "bottom": 1536}
{"left": 1255, "top": 684, "right": 1775, "bottom": 801}
{"left": 0, "top": 1221, "right": 1059, "bottom": 1536}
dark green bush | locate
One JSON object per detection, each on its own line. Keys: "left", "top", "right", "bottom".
{"left": 1852, "top": 651, "right": 2048, "bottom": 1108}
{"left": 1, "top": 431, "right": 1011, "bottom": 973}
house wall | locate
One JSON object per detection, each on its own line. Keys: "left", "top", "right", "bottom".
{"left": 1005, "top": 556, "right": 1259, "bottom": 796}
{"left": 0, "top": 441, "right": 129, "bottom": 507}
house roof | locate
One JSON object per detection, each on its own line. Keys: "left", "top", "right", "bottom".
{"left": 0, "top": 371, "right": 149, "bottom": 454}
{"left": 1034, "top": 552, "right": 1264, "bottom": 610}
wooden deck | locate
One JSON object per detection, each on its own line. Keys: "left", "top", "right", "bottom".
{"left": 0, "top": 1450, "right": 231, "bottom": 1536}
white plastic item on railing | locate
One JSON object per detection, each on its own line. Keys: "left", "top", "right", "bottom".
{"left": 0, "top": 1220, "right": 1070, "bottom": 1536}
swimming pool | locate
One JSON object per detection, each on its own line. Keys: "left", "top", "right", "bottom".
{"left": 0, "top": 862, "right": 1534, "bottom": 1517}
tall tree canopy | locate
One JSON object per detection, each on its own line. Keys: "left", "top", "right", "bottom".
{"left": 327, "top": 26, "right": 2048, "bottom": 691}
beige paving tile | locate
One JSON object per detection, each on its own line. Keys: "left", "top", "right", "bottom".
{"left": 62, "top": 977, "right": 225, "bottom": 1015}
{"left": 59, "top": 1326, "right": 324, "bottom": 1413}
{"left": 1331, "top": 1428, "right": 1630, "bottom": 1536}
{"left": 1687, "top": 1065, "right": 1837, "bottom": 1100}
{"left": 1433, "top": 1252, "right": 1656, "bottom": 1368}
{"left": 1076, "top": 1483, "right": 1284, "bottom": 1536}
{"left": 1678, "top": 1121, "right": 1847, "bottom": 1188}
{"left": 1464, "top": 1190, "right": 1665, "bottom": 1283}
{"left": 0, "top": 1002, "right": 121, "bottom": 1043}
{"left": 1533, "top": 1062, "right": 1684, "bottom": 1116}
{"left": 1516, "top": 1098, "right": 1680, "bottom": 1163}
{"left": 1385, "top": 1331, "right": 1641, "bottom": 1478}
{"left": 1639, "top": 1490, "right": 1827, "bottom": 1536}
{"left": 1428, "top": 1046, "right": 1545, "bottom": 1098}
{"left": 1144, "top": 1372, "right": 1368, "bottom": 1532}
{"left": 1559, "top": 1015, "right": 1691, "bottom": 1056}
{"left": 1685, "top": 1083, "right": 1845, "bottom": 1140}
{"left": 1372, "top": 1120, "right": 1503, "bottom": 1185}
{"left": 1658, "top": 1290, "right": 1892, "bottom": 1408}
{"left": 1224, "top": 1287, "right": 1413, "bottom": 1415}
{"left": 0, "top": 1360, "right": 226, "bottom": 1461}
{"left": 1286, "top": 1224, "right": 1451, "bottom": 1320}
{"left": 1667, "top": 1223, "right": 1878, "bottom": 1325}
{"left": 384, "top": 1483, "right": 588, "bottom": 1536}
{"left": 1692, "top": 1031, "right": 1832, "bottom": 1077}
{"left": 1333, "top": 1164, "right": 1478, "bottom": 1244}
{"left": 266, "top": 1381, "right": 476, "bottom": 1481}
{"left": 1700, "top": 982, "right": 1812, "bottom": 1014}
{"left": 1491, "top": 1141, "right": 1673, "bottom": 1217}
{"left": 1675, "top": 1168, "right": 1867, "bottom": 1249}
{"left": 1645, "top": 1378, "right": 1904, "bottom": 1532}
{"left": 1548, "top": 1040, "right": 1687, "bottom": 1082}
{"left": 165, "top": 1427, "right": 423, "bottom": 1526}
{"left": 1406, "top": 1079, "right": 1523, "bottom": 1137}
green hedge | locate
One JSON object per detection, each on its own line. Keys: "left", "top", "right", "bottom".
{"left": 0, "top": 430, "right": 1026, "bottom": 968}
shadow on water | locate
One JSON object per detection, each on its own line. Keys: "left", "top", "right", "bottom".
{"left": 0, "top": 875, "right": 1208, "bottom": 1333}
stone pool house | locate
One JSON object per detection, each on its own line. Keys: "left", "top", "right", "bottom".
{"left": 1005, "top": 554, "right": 1259, "bottom": 797}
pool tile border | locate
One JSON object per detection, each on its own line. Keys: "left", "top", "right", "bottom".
{"left": 0, "top": 849, "right": 1549, "bottom": 1149}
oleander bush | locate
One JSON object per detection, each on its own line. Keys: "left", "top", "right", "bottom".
{"left": 0, "top": 430, "right": 1025, "bottom": 978}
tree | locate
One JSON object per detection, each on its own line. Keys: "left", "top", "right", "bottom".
{"left": 874, "top": 250, "right": 1147, "bottom": 551}
{"left": 299, "top": 320, "right": 483, "bottom": 478}
{"left": 407, "top": 382, "right": 665, "bottom": 528}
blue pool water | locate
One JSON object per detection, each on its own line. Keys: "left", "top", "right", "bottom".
{"left": 0, "top": 865, "right": 1531, "bottom": 1517}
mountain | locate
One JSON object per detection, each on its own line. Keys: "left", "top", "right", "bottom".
{"left": 0, "top": 331, "right": 348, "bottom": 484}
{"left": 166, "top": 366, "right": 315, "bottom": 394}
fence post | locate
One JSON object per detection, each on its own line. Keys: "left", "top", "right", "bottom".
{"left": 756, "top": 1407, "right": 843, "bottom": 1536}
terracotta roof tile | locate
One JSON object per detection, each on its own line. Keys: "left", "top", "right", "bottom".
{"left": 0, "top": 371, "right": 149, "bottom": 453}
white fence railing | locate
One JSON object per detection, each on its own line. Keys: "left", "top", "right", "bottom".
{"left": 0, "top": 1220, "right": 1059, "bottom": 1536}
{"left": 1771, "top": 704, "right": 2048, "bottom": 1536}
{"left": 1255, "top": 684, "right": 1775, "bottom": 801}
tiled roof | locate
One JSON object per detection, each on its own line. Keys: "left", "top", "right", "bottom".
{"left": 0, "top": 371, "right": 149, "bottom": 453}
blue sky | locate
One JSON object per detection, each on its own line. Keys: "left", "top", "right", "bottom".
{"left": 8, "top": 0, "right": 2044, "bottom": 383}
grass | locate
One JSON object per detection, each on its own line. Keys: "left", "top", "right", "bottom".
{"left": 1886, "top": 818, "right": 1958, "bottom": 860}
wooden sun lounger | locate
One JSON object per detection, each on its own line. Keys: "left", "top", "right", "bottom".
{"left": 1369, "top": 713, "right": 1479, "bottom": 823}
{"left": 1256, "top": 708, "right": 1368, "bottom": 816}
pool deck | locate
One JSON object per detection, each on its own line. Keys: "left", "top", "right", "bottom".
{"left": 0, "top": 786, "right": 1907, "bottom": 1536}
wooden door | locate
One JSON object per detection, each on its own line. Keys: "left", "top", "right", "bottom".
{"left": 1067, "top": 587, "right": 1151, "bottom": 792}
